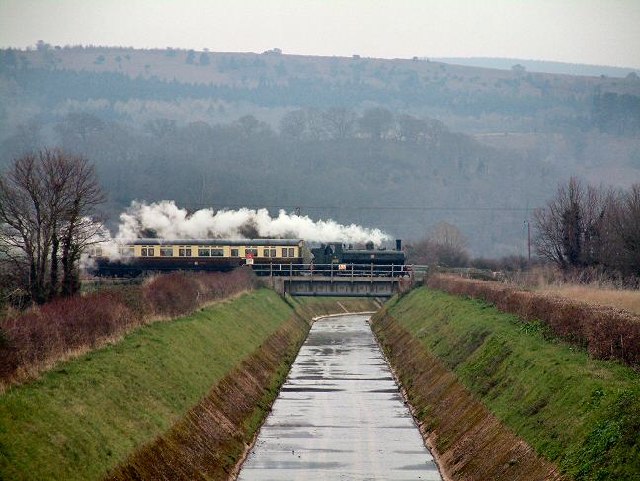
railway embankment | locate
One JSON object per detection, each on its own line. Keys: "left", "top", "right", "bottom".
{"left": 0, "top": 287, "right": 378, "bottom": 481}
{"left": 372, "top": 287, "right": 640, "bottom": 481}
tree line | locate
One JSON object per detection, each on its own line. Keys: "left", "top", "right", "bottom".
{"left": 534, "top": 178, "right": 640, "bottom": 280}
{"left": 1, "top": 105, "right": 555, "bottom": 260}
{"left": 5, "top": 59, "right": 632, "bottom": 128}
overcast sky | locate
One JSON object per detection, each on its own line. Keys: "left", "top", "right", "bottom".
{"left": 1, "top": 0, "right": 639, "bottom": 68}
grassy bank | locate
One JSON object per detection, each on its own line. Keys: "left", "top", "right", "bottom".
{"left": 427, "top": 274, "right": 640, "bottom": 367}
{"left": 0, "top": 289, "right": 291, "bottom": 481}
{"left": 379, "top": 287, "right": 640, "bottom": 480}
{"left": 0, "top": 269, "right": 256, "bottom": 387}
{"left": 108, "top": 303, "right": 311, "bottom": 480}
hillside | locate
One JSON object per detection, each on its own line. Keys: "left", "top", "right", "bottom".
{"left": 433, "top": 57, "right": 640, "bottom": 78}
{"left": 1, "top": 46, "right": 639, "bottom": 257}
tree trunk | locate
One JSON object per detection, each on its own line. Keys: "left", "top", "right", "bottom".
{"left": 49, "top": 232, "right": 59, "bottom": 298}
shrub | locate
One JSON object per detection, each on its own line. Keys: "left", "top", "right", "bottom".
{"left": 0, "top": 268, "right": 257, "bottom": 385}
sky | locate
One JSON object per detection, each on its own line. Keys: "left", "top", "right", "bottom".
{"left": 0, "top": 0, "right": 639, "bottom": 68}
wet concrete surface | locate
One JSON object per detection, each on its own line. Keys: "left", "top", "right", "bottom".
{"left": 238, "top": 314, "right": 443, "bottom": 481}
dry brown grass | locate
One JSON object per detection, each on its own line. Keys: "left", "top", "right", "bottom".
{"left": 536, "top": 285, "right": 640, "bottom": 316}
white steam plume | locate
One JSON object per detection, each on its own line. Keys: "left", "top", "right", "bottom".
{"left": 115, "top": 200, "right": 390, "bottom": 245}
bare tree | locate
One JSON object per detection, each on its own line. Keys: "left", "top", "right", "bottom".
{"left": 359, "top": 107, "right": 393, "bottom": 140}
{"left": 279, "top": 109, "right": 307, "bottom": 140}
{"left": 430, "top": 221, "right": 466, "bottom": 248}
{"left": 610, "top": 184, "right": 640, "bottom": 276}
{"left": 323, "top": 108, "right": 356, "bottom": 139}
{"left": 0, "top": 152, "right": 50, "bottom": 303}
{"left": 397, "top": 114, "right": 425, "bottom": 143}
{"left": 304, "top": 108, "right": 329, "bottom": 141}
{"left": 533, "top": 178, "right": 612, "bottom": 270}
{"left": 406, "top": 222, "right": 470, "bottom": 267}
{"left": 0, "top": 149, "right": 105, "bottom": 303}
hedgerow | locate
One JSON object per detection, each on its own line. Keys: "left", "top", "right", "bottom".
{"left": 0, "top": 268, "right": 256, "bottom": 386}
{"left": 427, "top": 274, "right": 640, "bottom": 367}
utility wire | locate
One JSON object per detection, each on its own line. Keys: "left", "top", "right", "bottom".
{"left": 182, "top": 202, "right": 535, "bottom": 213}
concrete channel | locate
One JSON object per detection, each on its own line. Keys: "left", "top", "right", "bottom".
{"left": 238, "top": 314, "right": 443, "bottom": 481}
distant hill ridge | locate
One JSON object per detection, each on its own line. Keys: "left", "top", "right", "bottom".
{"left": 4, "top": 46, "right": 640, "bottom": 94}
{"left": 432, "top": 57, "right": 639, "bottom": 78}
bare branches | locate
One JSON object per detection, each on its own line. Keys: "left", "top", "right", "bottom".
{"left": 406, "top": 222, "right": 470, "bottom": 267}
{"left": 534, "top": 178, "right": 640, "bottom": 278}
{"left": 0, "top": 149, "right": 105, "bottom": 303}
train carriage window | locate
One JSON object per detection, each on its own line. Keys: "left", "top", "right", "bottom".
{"left": 119, "top": 246, "right": 135, "bottom": 257}
{"left": 246, "top": 247, "right": 258, "bottom": 256}
{"left": 211, "top": 248, "right": 224, "bottom": 257}
{"left": 141, "top": 247, "right": 155, "bottom": 257}
{"left": 269, "top": 248, "right": 276, "bottom": 257}
{"left": 281, "top": 247, "right": 295, "bottom": 257}
{"left": 230, "top": 248, "right": 239, "bottom": 257}
{"left": 198, "top": 247, "right": 210, "bottom": 257}
{"left": 263, "top": 248, "right": 277, "bottom": 257}
{"left": 178, "top": 247, "right": 192, "bottom": 257}
{"left": 160, "top": 247, "right": 174, "bottom": 257}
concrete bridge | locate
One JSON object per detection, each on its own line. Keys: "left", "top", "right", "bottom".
{"left": 256, "top": 263, "right": 419, "bottom": 298}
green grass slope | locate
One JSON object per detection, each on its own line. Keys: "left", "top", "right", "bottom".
{"left": 0, "top": 289, "right": 292, "bottom": 481}
{"left": 386, "top": 287, "right": 640, "bottom": 480}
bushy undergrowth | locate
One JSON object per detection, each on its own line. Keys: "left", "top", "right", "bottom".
{"left": 428, "top": 274, "right": 640, "bottom": 367}
{"left": 0, "top": 268, "right": 256, "bottom": 385}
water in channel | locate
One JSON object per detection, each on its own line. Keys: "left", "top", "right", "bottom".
{"left": 238, "top": 314, "right": 443, "bottom": 481}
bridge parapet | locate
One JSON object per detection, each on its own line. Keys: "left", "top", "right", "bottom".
{"left": 255, "top": 263, "right": 416, "bottom": 297}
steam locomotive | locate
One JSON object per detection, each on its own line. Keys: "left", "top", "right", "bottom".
{"left": 310, "top": 240, "right": 406, "bottom": 276}
{"left": 88, "top": 238, "right": 406, "bottom": 277}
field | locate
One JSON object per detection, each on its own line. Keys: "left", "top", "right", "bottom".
{"left": 536, "top": 285, "right": 640, "bottom": 316}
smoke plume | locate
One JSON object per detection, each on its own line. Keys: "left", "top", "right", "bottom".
{"left": 115, "top": 200, "right": 390, "bottom": 245}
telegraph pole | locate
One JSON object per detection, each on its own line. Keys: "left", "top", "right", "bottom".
{"left": 523, "top": 220, "right": 531, "bottom": 265}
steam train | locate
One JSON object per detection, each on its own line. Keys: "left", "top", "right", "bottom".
{"left": 90, "top": 239, "right": 304, "bottom": 277}
{"left": 310, "top": 240, "right": 406, "bottom": 276}
{"left": 89, "top": 238, "right": 406, "bottom": 277}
